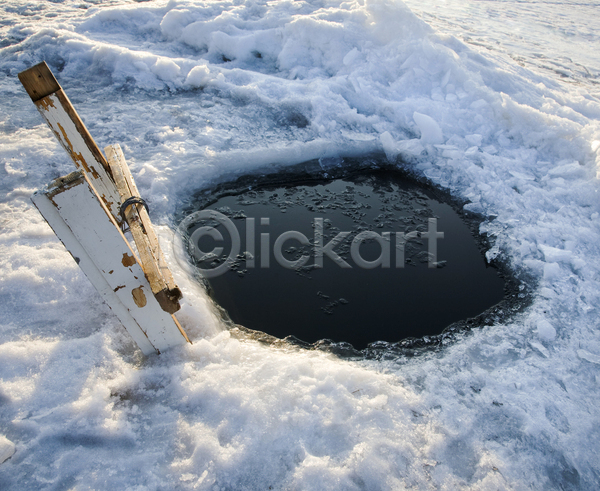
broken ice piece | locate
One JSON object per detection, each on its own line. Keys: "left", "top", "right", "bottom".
{"left": 0, "top": 435, "right": 15, "bottom": 465}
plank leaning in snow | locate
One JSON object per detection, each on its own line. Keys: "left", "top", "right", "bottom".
{"left": 18, "top": 62, "right": 123, "bottom": 226}
{"left": 105, "top": 143, "right": 182, "bottom": 314}
{"left": 19, "top": 62, "right": 182, "bottom": 314}
{"left": 31, "top": 172, "right": 190, "bottom": 355}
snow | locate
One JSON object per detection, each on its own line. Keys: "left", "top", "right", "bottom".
{"left": 1, "top": 0, "right": 600, "bottom": 489}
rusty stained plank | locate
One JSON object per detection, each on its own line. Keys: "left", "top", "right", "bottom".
{"left": 18, "top": 62, "right": 122, "bottom": 225}
{"left": 33, "top": 171, "right": 189, "bottom": 354}
{"left": 105, "top": 144, "right": 182, "bottom": 315}
{"left": 105, "top": 143, "right": 181, "bottom": 294}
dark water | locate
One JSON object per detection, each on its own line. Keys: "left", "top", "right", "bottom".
{"left": 180, "top": 170, "right": 505, "bottom": 350}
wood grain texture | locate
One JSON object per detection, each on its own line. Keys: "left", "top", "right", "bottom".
{"left": 105, "top": 144, "right": 182, "bottom": 314}
{"left": 19, "top": 62, "right": 121, "bottom": 224}
{"left": 18, "top": 62, "right": 60, "bottom": 102}
{"left": 53, "top": 90, "right": 112, "bottom": 175}
{"left": 32, "top": 91, "right": 122, "bottom": 223}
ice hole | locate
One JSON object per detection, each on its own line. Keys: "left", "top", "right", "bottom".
{"left": 179, "top": 161, "right": 513, "bottom": 351}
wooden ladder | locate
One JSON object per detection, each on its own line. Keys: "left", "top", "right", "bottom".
{"left": 20, "top": 62, "right": 191, "bottom": 355}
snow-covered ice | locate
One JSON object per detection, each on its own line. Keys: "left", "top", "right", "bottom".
{"left": 1, "top": 0, "right": 599, "bottom": 489}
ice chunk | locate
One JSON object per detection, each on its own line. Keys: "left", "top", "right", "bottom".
{"left": 0, "top": 436, "right": 15, "bottom": 465}
{"left": 539, "top": 245, "right": 572, "bottom": 264}
{"left": 396, "top": 139, "right": 425, "bottom": 156}
{"left": 547, "top": 161, "right": 586, "bottom": 179}
{"left": 160, "top": 9, "right": 193, "bottom": 39}
{"left": 380, "top": 132, "right": 424, "bottom": 161}
{"left": 509, "top": 170, "right": 535, "bottom": 181}
{"left": 543, "top": 262, "right": 562, "bottom": 281}
{"left": 537, "top": 319, "right": 556, "bottom": 341}
{"left": 413, "top": 112, "right": 443, "bottom": 144}
{"left": 185, "top": 64, "right": 211, "bottom": 88}
{"left": 530, "top": 341, "right": 549, "bottom": 358}
{"left": 577, "top": 349, "right": 600, "bottom": 365}
{"left": 465, "top": 134, "right": 483, "bottom": 147}
{"left": 470, "top": 99, "right": 488, "bottom": 110}
{"left": 343, "top": 47, "right": 361, "bottom": 66}
{"left": 150, "top": 58, "right": 181, "bottom": 81}
{"left": 380, "top": 131, "right": 396, "bottom": 161}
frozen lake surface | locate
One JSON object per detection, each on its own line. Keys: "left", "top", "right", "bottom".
{"left": 1, "top": 0, "right": 599, "bottom": 489}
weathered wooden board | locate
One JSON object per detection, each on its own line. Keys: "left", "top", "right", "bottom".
{"left": 19, "top": 62, "right": 122, "bottom": 224}
{"left": 105, "top": 144, "right": 182, "bottom": 314}
{"left": 31, "top": 172, "right": 190, "bottom": 355}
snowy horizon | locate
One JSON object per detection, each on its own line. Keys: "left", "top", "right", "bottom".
{"left": 1, "top": 0, "right": 600, "bottom": 489}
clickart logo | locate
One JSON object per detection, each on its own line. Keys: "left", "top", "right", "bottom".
{"left": 186, "top": 210, "right": 444, "bottom": 278}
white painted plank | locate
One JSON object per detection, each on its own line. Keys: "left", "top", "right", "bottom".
{"left": 33, "top": 173, "right": 188, "bottom": 354}
{"left": 18, "top": 63, "right": 122, "bottom": 225}
{"left": 31, "top": 181, "right": 156, "bottom": 355}
{"left": 35, "top": 93, "right": 122, "bottom": 223}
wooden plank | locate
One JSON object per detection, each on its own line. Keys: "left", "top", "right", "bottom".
{"left": 32, "top": 171, "right": 189, "bottom": 354}
{"left": 171, "top": 313, "right": 192, "bottom": 345}
{"left": 105, "top": 144, "right": 180, "bottom": 293}
{"left": 18, "top": 62, "right": 122, "bottom": 225}
{"left": 105, "top": 144, "right": 181, "bottom": 295}
{"left": 31, "top": 175, "right": 157, "bottom": 355}
{"left": 104, "top": 144, "right": 182, "bottom": 314}
{"left": 18, "top": 62, "right": 60, "bottom": 101}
